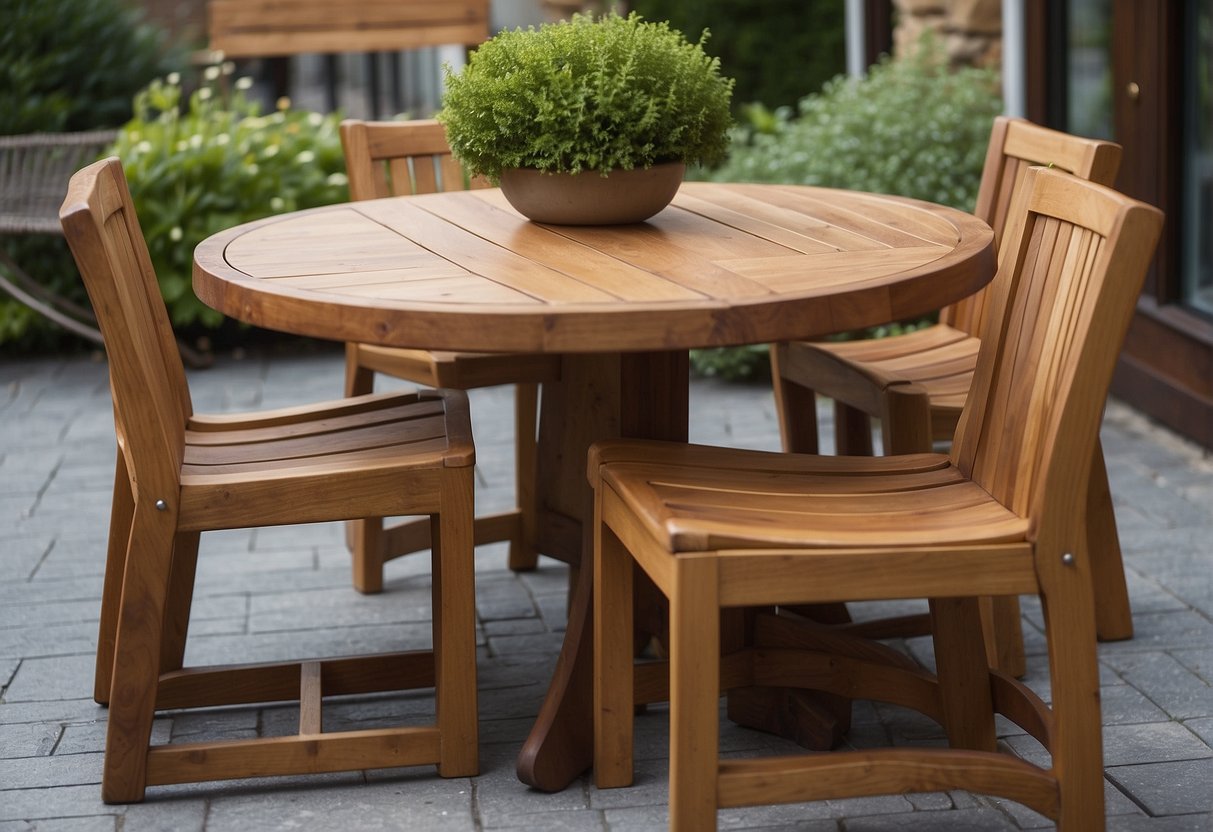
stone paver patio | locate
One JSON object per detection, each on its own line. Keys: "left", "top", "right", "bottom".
{"left": 1, "top": 346, "right": 1210, "bottom": 830}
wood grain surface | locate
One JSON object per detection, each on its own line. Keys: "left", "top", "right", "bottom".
{"left": 194, "top": 183, "right": 995, "bottom": 353}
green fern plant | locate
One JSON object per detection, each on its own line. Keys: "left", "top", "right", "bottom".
{"left": 439, "top": 12, "right": 734, "bottom": 181}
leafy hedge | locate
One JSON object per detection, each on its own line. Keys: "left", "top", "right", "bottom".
{"left": 0, "top": 0, "right": 173, "bottom": 136}
{"left": 111, "top": 73, "right": 349, "bottom": 328}
{"left": 629, "top": 0, "right": 845, "bottom": 112}
{"left": 0, "top": 0, "right": 176, "bottom": 349}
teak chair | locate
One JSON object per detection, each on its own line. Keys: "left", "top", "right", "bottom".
{"left": 591, "top": 168, "right": 1162, "bottom": 830}
{"left": 771, "top": 117, "right": 1129, "bottom": 671}
{"left": 340, "top": 118, "right": 560, "bottom": 592}
{"left": 61, "top": 158, "right": 479, "bottom": 803}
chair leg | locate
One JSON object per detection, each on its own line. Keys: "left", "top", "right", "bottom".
{"left": 343, "top": 343, "right": 376, "bottom": 398}
{"left": 834, "top": 401, "right": 873, "bottom": 455}
{"left": 508, "top": 382, "right": 540, "bottom": 572}
{"left": 432, "top": 469, "right": 478, "bottom": 778}
{"left": 159, "top": 531, "right": 201, "bottom": 673}
{"left": 668, "top": 556, "right": 720, "bottom": 832}
{"left": 929, "top": 597, "right": 997, "bottom": 752}
{"left": 594, "top": 518, "right": 635, "bottom": 788}
{"left": 102, "top": 507, "right": 178, "bottom": 804}
{"left": 95, "top": 451, "right": 133, "bottom": 706}
{"left": 982, "top": 596, "right": 1026, "bottom": 678}
{"left": 1040, "top": 545, "right": 1105, "bottom": 830}
{"left": 771, "top": 345, "right": 820, "bottom": 454}
{"left": 344, "top": 345, "right": 381, "bottom": 576}
{"left": 351, "top": 518, "right": 385, "bottom": 594}
{"left": 1086, "top": 439, "right": 1133, "bottom": 641}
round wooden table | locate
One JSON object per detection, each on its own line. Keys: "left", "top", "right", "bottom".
{"left": 194, "top": 181, "right": 995, "bottom": 791}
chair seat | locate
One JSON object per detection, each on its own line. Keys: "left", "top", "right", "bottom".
{"left": 178, "top": 389, "right": 473, "bottom": 530}
{"left": 352, "top": 342, "right": 560, "bottom": 389}
{"left": 591, "top": 440, "right": 1028, "bottom": 553}
{"left": 787, "top": 324, "right": 978, "bottom": 416}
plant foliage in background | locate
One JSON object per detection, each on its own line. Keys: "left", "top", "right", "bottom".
{"left": 690, "top": 39, "right": 1002, "bottom": 380}
{"left": 439, "top": 11, "right": 734, "bottom": 180}
{"left": 628, "top": 0, "right": 845, "bottom": 113}
{"left": 0, "top": 0, "right": 174, "bottom": 135}
{"left": 108, "top": 71, "right": 349, "bottom": 329}
{"left": 0, "top": 0, "right": 177, "bottom": 349}
{"left": 710, "top": 39, "right": 1002, "bottom": 213}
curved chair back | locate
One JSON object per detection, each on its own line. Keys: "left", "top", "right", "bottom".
{"left": 340, "top": 119, "right": 489, "bottom": 201}
{"left": 944, "top": 116, "right": 1122, "bottom": 336}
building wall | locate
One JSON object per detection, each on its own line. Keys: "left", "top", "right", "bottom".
{"left": 893, "top": 0, "right": 1002, "bottom": 68}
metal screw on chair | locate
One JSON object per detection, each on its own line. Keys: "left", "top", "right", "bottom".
{"left": 1061, "top": 552, "right": 1076, "bottom": 567}
{"left": 155, "top": 499, "right": 167, "bottom": 511}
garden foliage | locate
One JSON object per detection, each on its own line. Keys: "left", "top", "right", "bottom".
{"left": 439, "top": 12, "right": 734, "bottom": 180}
{"left": 0, "top": 0, "right": 172, "bottom": 135}
{"left": 629, "top": 0, "right": 845, "bottom": 113}
{"left": 109, "top": 72, "right": 349, "bottom": 328}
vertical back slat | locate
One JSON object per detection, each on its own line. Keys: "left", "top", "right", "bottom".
{"left": 952, "top": 168, "right": 1163, "bottom": 532}
{"left": 940, "top": 117, "right": 1123, "bottom": 336}
{"left": 341, "top": 119, "right": 479, "bottom": 202}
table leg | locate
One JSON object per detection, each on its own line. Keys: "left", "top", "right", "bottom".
{"left": 516, "top": 351, "right": 688, "bottom": 792}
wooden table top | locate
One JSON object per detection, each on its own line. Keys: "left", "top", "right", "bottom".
{"left": 193, "top": 182, "right": 995, "bottom": 353}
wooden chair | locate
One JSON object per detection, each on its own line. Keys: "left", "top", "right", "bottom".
{"left": 340, "top": 119, "right": 561, "bottom": 593}
{"left": 61, "top": 158, "right": 479, "bottom": 803}
{"left": 771, "top": 117, "right": 1129, "bottom": 671}
{"left": 591, "top": 167, "right": 1163, "bottom": 830}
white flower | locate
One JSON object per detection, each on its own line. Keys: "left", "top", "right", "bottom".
{"left": 189, "top": 134, "right": 202, "bottom": 148}
{"left": 204, "top": 66, "right": 221, "bottom": 81}
{"left": 221, "top": 61, "right": 236, "bottom": 75}
{"left": 135, "top": 140, "right": 152, "bottom": 154}
{"left": 197, "top": 87, "right": 213, "bottom": 101}
{"left": 270, "top": 197, "right": 285, "bottom": 211}
{"left": 169, "top": 226, "right": 183, "bottom": 241}
{"left": 247, "top": 163, "right": 260, "bottom": 176}
{"left": 216, "top": 133, "right": 230, "bottom": 146}
{"left": 235, "top": 76, "right": 254, "bottom": 91}
{"left": 166, "top": 72, "right": 180, "bottom": 85}
{"left": 263, "top": 144, "right": 280, "bottom": 158}
{"left": 296, "top": 150, "right": 315, "bottom": 164}
{"left": 326, "top": 172, "right": 349, "bottom": 187}
{"left": 307, "top": 113, "right": 323, "bottom": 127}
{"left": 175, "top": 140, "right": 188, "bottom": 152}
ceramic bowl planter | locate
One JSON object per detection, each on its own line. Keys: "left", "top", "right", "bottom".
{"left": 498, "top": 162, "right": 686, "bottom": 225}
{"left": 438, "top": 12, "right": 733, "bottom": 226}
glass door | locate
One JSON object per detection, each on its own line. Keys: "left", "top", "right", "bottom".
{"left": 1182, "top": 2, "right": 1213, "bottom": 318}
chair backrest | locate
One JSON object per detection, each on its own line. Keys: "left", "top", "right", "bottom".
{"left": 208, "top": 0, "right": 490, "bottom": 58}
{"left": 952, "top": 167, "right": 1162, "bottom": 539}
{"left": 340, "top": 119, "right": 490, "bottom": 201}
{"left": 942, "top": 117, "right": 1122, "bottom": 336}
{"left": 59, "top": 158, "right": 192, "bottom": 493}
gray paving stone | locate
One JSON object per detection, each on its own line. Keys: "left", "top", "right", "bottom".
{"left": 1106, "top": 758, "right": 1213, "bottom": 815}
{"left": 0, "top": 752, "right": 104, "bottom": 788}
{"left": 841, "top": 807, "right": 1017, "bottom": 830}
{"left": 0, "top": 722, "right": 60, "bottom": 758}
{"left": 3, "top": 655, "right": 95, "bottom": 702}
{"left": 119, "top": 799, "right": 208, "bottom": 832}
{"left": 1102, "top": 652, "right": 1213, "bottom": 721}
{"left": 0, "top": 817, "right": 116, "bottom": 832}
{"left": 0, "top": 785, "right": 110, "bottom": 822}
{"left": 1108, "top": 814, "right": 1213, "bottom": 831}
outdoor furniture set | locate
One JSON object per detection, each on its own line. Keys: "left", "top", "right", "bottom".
{"left": 56, "top": 114, "right": 1161, "bottom": 830}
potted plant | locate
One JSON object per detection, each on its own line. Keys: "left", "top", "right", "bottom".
{"left": 438, "top": 11, "right": 734, "bottom": 224}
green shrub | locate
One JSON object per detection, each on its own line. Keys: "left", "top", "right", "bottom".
{"left": 0, "top": 0, "right": 177, "bottom": 349}
{"left": 690, "top": 40, "right": 1001, "bottom": 380}
{"left": 439, "top": 11, "right": 734, "bottom": 180}
{"left": 110, "top": 72, "right": 349, "bottom": 328}
{"left": 629, "top": 0, "right": 845, "bottom": 113}
{"left": 709, "top": 40, "right": 1002, "bottom": 213}
{"left": 0, "top": 0, "right": 174, "bottom": 135}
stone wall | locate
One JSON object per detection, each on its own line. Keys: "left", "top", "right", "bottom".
{"left": 893, "top": 0, "right": 1002, "bottom": 68}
